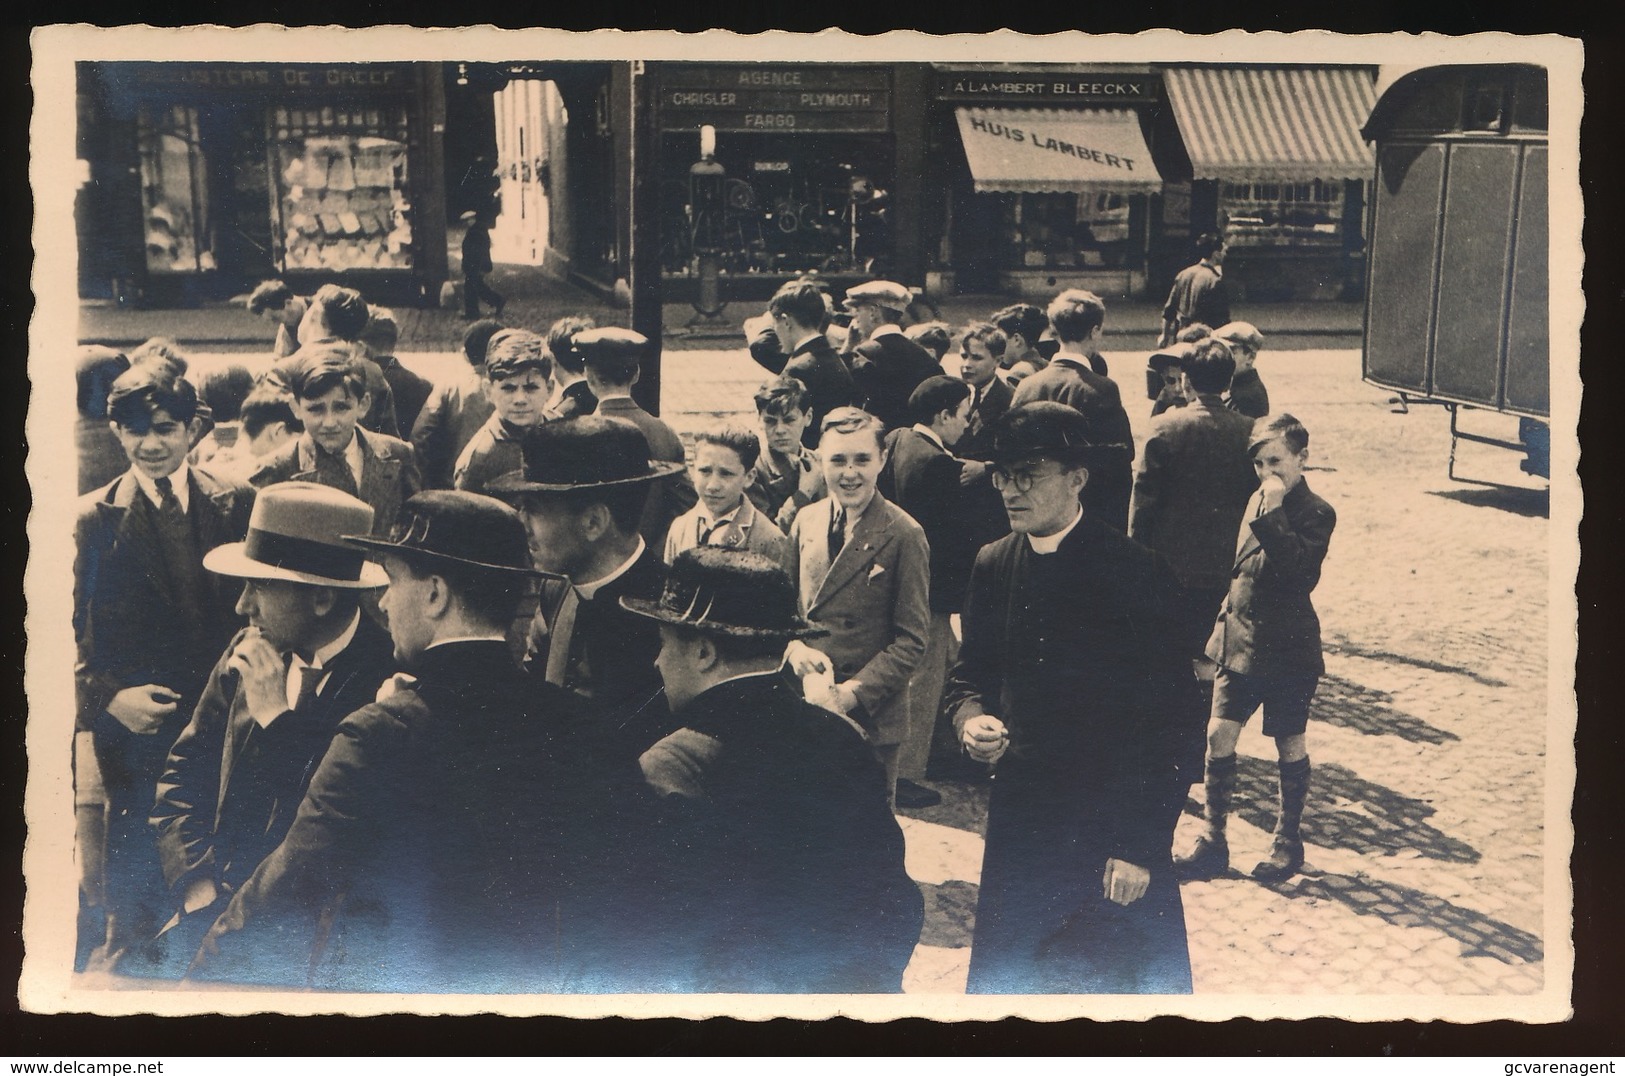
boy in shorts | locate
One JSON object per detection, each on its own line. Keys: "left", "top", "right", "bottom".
{"left": 1176, "top": 413, "right": 1336, "bottom": 883}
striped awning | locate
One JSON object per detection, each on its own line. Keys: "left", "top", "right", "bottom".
{"left": 1163, "top": 66, "right": 1378, "bottom": 182}
{"left": 954, "top": 108, "right": 1163, "bottom": 194}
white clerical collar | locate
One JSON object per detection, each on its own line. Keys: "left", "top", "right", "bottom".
{"left": 869, "top": 323, "right": 903, "bottom": 339}
{"left": 426, "top": 635, "right": 508, "bottom": 650}
{"left": 131, "top": 464, "right": 192, "bottom": 512}
{"left": 576, "top": 538, "right": 647, "bottom": 600}
{"left": 911, "top": 423, "right": 945, "bottom": 451}
{"left": 1026, "top": 505, "right": 1084, "bottom": 554}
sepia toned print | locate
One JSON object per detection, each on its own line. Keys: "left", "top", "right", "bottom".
{"left": 24, "top": 26, "right": 1580, "bottom": 1021}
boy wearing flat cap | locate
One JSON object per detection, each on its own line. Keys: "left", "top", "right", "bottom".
{"left": 842, "top": 280, "right": 942, "bottom": 434}
{"left": 452, "top": 328, "right": 554, "bottom": 496}
{"left": 192, "top": 491, "right": 652, "bottom": 992}
{"left": 144, "top": 483, "right": 396, "bottom": 978}
{"left": 579, "top": 326, "right": 699, "bottom": 551}
{"left": 74, "top": 366, "right": 256, "bottom": 967}
{"left": 491, "top": 416, "right": 685, "bottom": 761}
{"left": 1177, "top": 413, "right": 1336, "bottom": 884}
{"left": 251, "top": 347, "right": 421, "bottom": 537}
{"left": 946, "top": 401, "right": 1192, "bottom": 994}
{"left": 629, "top": 548, "right": 924, "bottom": 993}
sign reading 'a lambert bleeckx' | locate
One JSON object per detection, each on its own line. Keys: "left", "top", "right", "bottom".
{"left": 658, "top": 64, "right": 892, "bottom": 133}
{"left": 935, "top": 70, "right": 1159, "bottom": 103}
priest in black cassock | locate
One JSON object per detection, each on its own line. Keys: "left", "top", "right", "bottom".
{"left": 945, "top": 402, "right": 1195, "bottom": 995}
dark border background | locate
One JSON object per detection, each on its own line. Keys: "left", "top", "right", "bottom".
{"left": 5, "top": 1, "right": 1620, "bottom": 1055}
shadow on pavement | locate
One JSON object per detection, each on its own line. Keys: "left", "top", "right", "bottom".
{"left": 1263, "top": 871, "right": 1543, "bottom": 965}
{"left": 1187, "top": 757, "right": 1481, "bottom": 865}
{"left": 1426, "top": 485, "right": 1549, "bottom": 519}
{"left": 1312, "top": 673, "right": 1461, "bottom": 745}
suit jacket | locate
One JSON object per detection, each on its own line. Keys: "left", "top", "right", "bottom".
{"left": 594, "top": 396, "right": 699, "bottom": 549}
{"left": 250, "top": 428, "right": 421, "bottom": 537}
{"left": 74, "top": 469, "right": 255, "bottom": 768}
{"left": 1129, "top": 394, "right": 1259, "bottom": 591}
{"left": 959, "top": 376, "right": 1014, "bottom": 462}
{"left": 410, "top": 368, "right": 494, "bottom": 489}
{"left": 1205, "top": 478, "right": 1337, "bottom": 678}
{"left": 663, "top": 498, "right": 790, "bottom": 570}
{"left": 1226, "top": 367, "right": 1271, "bottom": 420}
{"left": 848, "top": 330, "right": 943, "bottom": 434}
{"left": 1010, "top": 355, "right": 1136, "bottom": 533}
{"left": 378, "top": 355, "right": 435, "bottom": 437}
{"left": 190, "top": 641, "right": 659, "bottom": 992}
{"left": 878, "top": 427, "right": 975, "bottom": 615}
{"left": 748, "top": 330, "right": 859, "bottom": 448}
{"left": 640, "top": 674, "right": 924, "bottom": 993}
{"left": 786, "top": 492, "right": 930, "bottom": 745}
{"left": 943, "top": 518, "right": 1193, "bottom": 994}
{"left": 524, "top": 544, "right": 674, "bottom": 760}
{"left": 151, "top": 614, "right": 397, "bottom": 899}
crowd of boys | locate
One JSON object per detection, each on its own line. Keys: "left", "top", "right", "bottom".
{"left": 70, "top": 250, "right": 1333, "bottom": 995}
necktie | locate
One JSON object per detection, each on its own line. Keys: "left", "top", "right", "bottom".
{"left": 293, "top": 662, "right": 326, "bottom": 711}
{"left": 313, "top": 443, "right": 360, "bottom": 497}
{"left": 153, "top": 474, "right": 184, "bottom": 519}
{"left": 828, "top": 507, "right": 846, "bottom": 564}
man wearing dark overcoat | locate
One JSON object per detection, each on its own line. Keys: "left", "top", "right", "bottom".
{"left": 841, "top": 280, "right": 942, "bottom": 434}
{"left": 145, "top": 483, "right": 396, "bottom": 977}
{"left": 490, "top": 416, "right": 685, "bottom": 762}
{"left": 1009, "top": 291, "right": 1136, "bottom": 533}
{"left": 631, "top": 548, "right": 924, "bottom": 992}
{"left": 744, "top": 279, "right": 860, "bottom": 446}
{"left": 946, "top": 402, "right": 1193, "bottom": 995}
{"left": 190, "top": 491, "right": 652, "bottom": 992}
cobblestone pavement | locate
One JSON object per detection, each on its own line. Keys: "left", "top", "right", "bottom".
{"left": 142, "top": 344, "right": 1556, "bottom": 998}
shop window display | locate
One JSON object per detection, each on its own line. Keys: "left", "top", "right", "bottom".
{"left": 1219, "top": 180, "right": 1345, "bottom": 248}
{"left": 270, "top": 105, "right": 414, "bottom": 271}
{"left": 137, "top": 105, "right": 213, "bottom": 273}
{"left": 995, "top": 192, "right": 1135, "bottom": 270}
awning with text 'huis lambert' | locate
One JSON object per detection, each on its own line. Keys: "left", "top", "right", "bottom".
{"left": 954, "top": 108, "right": 1163, "bottom": 195}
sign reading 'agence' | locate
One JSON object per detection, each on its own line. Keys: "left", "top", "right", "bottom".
{"left": 659, "top": 64, "right": 892, "bottom": 133}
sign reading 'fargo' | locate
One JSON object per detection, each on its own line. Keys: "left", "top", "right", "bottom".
{"left": 659, "top": 64, "right": 892, "bottom": 133}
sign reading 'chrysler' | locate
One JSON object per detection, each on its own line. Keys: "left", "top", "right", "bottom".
{"left": 659, "top": 64, "right": 892, "bottom": 133}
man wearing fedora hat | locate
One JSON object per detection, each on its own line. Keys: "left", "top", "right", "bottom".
{"left": 841, "top": 280, "right": 942, "bottom": 434}
{"left": 142, "top": 483, "right": 396, "bottom": 978}
{"left": 192, "top": 491, "right": 650, "bottom": 991}
{"left": 946, "top": 402, "right": 1193, "bottom": 994}
{"left": 491, "top": 416, "right": 684, "bottom": 761}
{"left": 629, "top": 548, "right": 924, "bottom": 992}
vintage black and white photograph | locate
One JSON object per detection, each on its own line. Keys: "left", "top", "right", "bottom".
{"left": 21, "top": 25, "right": 1581, "bottom": 1022}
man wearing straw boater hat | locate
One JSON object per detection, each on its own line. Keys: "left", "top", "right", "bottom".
{"left": 490, "top": 415, "right": 685, "bottom": 760}
{"left": 139, "top": 482, "right": 396, "bottom": 978}
{"left": 628, "top": 547, "right": 924, "bottom": 993}
{"left": 191, "top": 490, "right": 653, "bottom": 992}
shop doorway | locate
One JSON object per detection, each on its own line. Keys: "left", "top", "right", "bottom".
{"left": 489, "top": 78, "right": 563, "bottom": 267}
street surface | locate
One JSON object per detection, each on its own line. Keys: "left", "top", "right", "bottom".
{"left": 130, "top": 344, "right": 1554, "bottom": 996}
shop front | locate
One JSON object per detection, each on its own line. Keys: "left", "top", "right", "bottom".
{"left": 78, "top": 61, "right": 448, "bottom": 306}
{"left": 925, "top": 66, "right": 1169, "bottom": 301}
{"left": 1161, "top": 65, "right": 1377, "bottom": 300}
{"left": 653, "top": 62, "right": 909, "bottom": 303}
